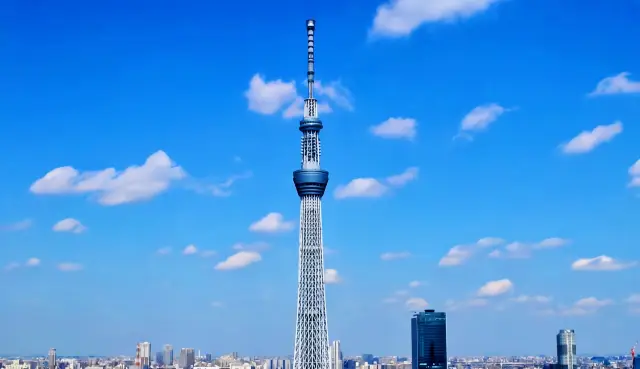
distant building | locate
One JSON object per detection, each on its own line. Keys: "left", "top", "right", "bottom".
{"left": 343, "top": 360, "right": 355, "bottom": 369}
{"left": 48, "top": 349, "right": 57, "bottom": 369}
{"left": 633, "top": 355, "right": 638, "bottom": 369}
{"left": 179, "top": 348, "right": 195, "bottom": 369}
{"left": 331, "top": 341, "right": 344, "bottom": 369}
{"left": 155, "top": 352, "right": 164, "bottom": 366}
{"left": 411, "top": 309, "right": 447, "bottom": 369}
{"left": 556, "top": 329, "right": 576, "bottom": 369}
{"left": 205, "top": 354, "right": 212, "bottom": 362}
{"left": 164, "top": 345, "right": 174, "bottom": 367}
{"left": 362, "top": 355, "right": 374, "bottom": 365}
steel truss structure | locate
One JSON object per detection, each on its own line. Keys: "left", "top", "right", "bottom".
{"left": 292, "top": 19, "right": 331, "bottom": 369}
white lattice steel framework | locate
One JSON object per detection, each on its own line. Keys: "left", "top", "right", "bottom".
{"left": 293, "top": 19, "right": 331, "bottom": 369}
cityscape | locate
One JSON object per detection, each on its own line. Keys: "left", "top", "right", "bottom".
{"left": 2, "top": 0, "right": 639, "bottom": 366}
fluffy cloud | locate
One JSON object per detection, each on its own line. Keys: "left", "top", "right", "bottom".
{"left": 25, "top": 258, "right": 41, "bottom": 267}
{"left": 476, "top": 237, "right": 505, "bottom": 247}
{"left": 571, "top": 255, "right": 636, "bottom": 271}
{"left": 249, "top": 213, "right": 295, "bottom": 233}
{"left": 560, "top": 121, "right": 623, "bottom": 154}
{"left": 380, "top": 251, "right": 411, "bottom": 261}
{"left": 52, "top": 218, "right": 86, "bottom": 234}
{"left": 405, "top": 297, "right": 429, "bottom": 310}
{"left": 409, "top": 280, "right": 422, "bottom": 288}
{"left": 625, "top": 294, "right": 640, "bottom": 304}
{"left": 30, "top": 151, "right": 186, "bottom": 206}
{"left": 535, "top": 237, "right": 571, "bottom": 249}
{"left": 0, "top": 219, "right": 33, "bottom": 232}
{"left": 477, "top": 279, "right": 513, "bottom": 297}
{"left": 490, "top": 238, "right": 570, "bottom": 259}
{"left": 370, "top": 0, "right": 503, "bottom": 37}
{"left": 511, "top": 295, "right": 552, "bottom": 303}
{"left": 458, "top": 103, "right": 508, "bottom": 139}
{"left": 544, "top": 297, "right": 613, "bottom": 316}
{"left": 628, "top": 159, "right": 640, "bottom": 187}
{"left": 215, "top": 251, "right": 261, "bottom": 271}
{"left": 589, "top": 72, "right": 640, "bottom": 96}
{"left": 334, "top": 167, "right": 418, "bottom": 199}
{"left": 324, "top": 269, "right": 342, "bottom": 284}
{"left": 245, "top": 74, "right": 352, "bottom": 118}
{"left": 370, "top": 117, "right": 417, "bottom": 140}
{"left": 439, "top": 245, "right": 473, "bottom": 266}
{"left": 183, "top": 244, "right": 198, "bottom": 255}
{"left": 57, "top": 263, "right": 83, "bottom": 272}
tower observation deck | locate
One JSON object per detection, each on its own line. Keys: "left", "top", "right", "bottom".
{"left": 292, "top": 19, "right": 331, "bottom": 369}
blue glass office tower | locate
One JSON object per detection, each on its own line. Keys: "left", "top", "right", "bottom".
{"left": 411, "top": 310, "right": 447, "bottom": 369}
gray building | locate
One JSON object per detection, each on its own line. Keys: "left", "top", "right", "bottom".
{"left": 178, "top": 348, "right": 195, "bottom": 369}
{"left": 48, "top": 348, "right": 57, "bottom": 369}
{"left": 556, "top": 329, "right": 576, "bottom": 369}
{"left": 163, "top": 345, "right": 174, "bottom": 367}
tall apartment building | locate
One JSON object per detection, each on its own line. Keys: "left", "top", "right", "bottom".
{"left": 411, "top": 309, "right": 447, "bottom": 369}
{"left": 556, "top": 329, "right": 576, "bottom": 369}
{"left": 179, "top": 348, "right": 195, "bottom": 369}
{"left": 48, "top": 348, "right": 57, "bottom": 369}
{"left": 164, "top": 345, "right": 174, "bottom": 367}
{"left": 330, "top": 341, "right": 343, "bottom": 369}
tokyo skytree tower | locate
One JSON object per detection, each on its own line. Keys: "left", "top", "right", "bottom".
{"left": 292, "top": 19, "right": 331, "bottom": 369}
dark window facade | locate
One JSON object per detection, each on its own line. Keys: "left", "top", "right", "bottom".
{"left": 411, "top": 310, "right": 447, "bottom": 369}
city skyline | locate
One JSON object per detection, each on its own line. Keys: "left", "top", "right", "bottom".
{"left": 1, "top": 0, "right": 640, "bottom": 357}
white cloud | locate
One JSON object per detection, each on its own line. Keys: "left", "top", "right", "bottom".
{"left": 628, "top": 159, "right": 640, "bottom": 187}
{"left": 380, "top": 252, "right": 411, "bottom": 261}
{"left": 25, "top": 258, "right": 41, "bottom": 267}
{"left": 245, "top": 74, "right": 298, "bottom": 115}
{"left": 57, "top": 263, "right": 83, "bottom": 272}
{"left": 200, "top": 250, "right": 216, "bottom": 258}
{"left": 334, "top": 178, "right": 387, "bottom": 199}
{"left": 477, "top": 279, "right": 513, "bottom": 297}
{"left": 405, "top": 297, "right": 429, "bottom": 310}
{"left": 488, "top": 242, "right": 530, "bottom": 259}
{"left": 589, "top": 72, "right": 640, "bottom": 96}
{"left": 183, "top": 244, "right": 198, "bottom": 255}
{"left": 334, "top": 167, "right": 418, "bottom": 199}
{"left": 476, "top": 237, "right": 504, "bottom": 247}
{"left": 409, "top": 280, "right": 422, "bottom": 288}
{"left": 439, "top": 245, "right": 473, "bottom": 266}
{"left": 245, "top": 74, "right": 353, "bottom": 118}
{"left": 571, "top": 255, "right": 636, "bottom": 271}
{"left": 52, "top": 218, "right": 86, "bottom": 234}
{"left": 231, "top": 242, "right": 269, "bottom": 252}
{"left": 211, "top": 301, "right": 223, "bottom": 308}
{"left": 534, "top": 237, "right": 570, "bottom": 249}
{"left": 560, "top": 121, "right": 623, "bottom": 154}
{"left": 625, "top": 294, "right": 640, "bottom": 304}
{"left": 370, "top": 117, "right": 417, "bottom": 140}
{"left": 370, "top": 0, "right": 503, "bottom": 38}
{"left": 156, "top": 247, "right": 171, "bottom": 255}
{"left": 249, "top": 213, "right": 294, "bottom": 233}
{"left": 0, "top": 219, "right": 33, "bottom": 232}
{"left": 460, "top": 103, "right": 507, "bottom": 135}
{"left": 558, "top": 297, "right": 614, "bottom": 316}
{"left": 488, "top": 249, "right": 501, "bottom": 258}
{"left": 215, "top": 251, "right": 262, "bottom": 271}
{"left": 511, "top": 295, "right": 551, "bottom": 304}
{"left": 30, "top": 151, "right": 186, "bottom": 206}
{"left": 324, "top": 269, "right": 342, "bottom": 284}
{"left": 206, "top": 172, "right": 253, "bottom": 197}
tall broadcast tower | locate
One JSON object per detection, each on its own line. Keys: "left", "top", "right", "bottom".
{"left": 292, "top": 19, "right": 331, "bottom": 369}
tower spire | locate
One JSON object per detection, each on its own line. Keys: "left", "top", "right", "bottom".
{"left": 306, "top": 19, "right": 315, "bottom": 100}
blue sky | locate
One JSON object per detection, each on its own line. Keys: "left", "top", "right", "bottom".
{"left": 1, "top": 0, "right": 640, "bottom": 358}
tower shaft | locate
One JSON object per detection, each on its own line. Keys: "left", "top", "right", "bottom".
{"left": 293, "top": 19, "right": 330, "bottom": 369}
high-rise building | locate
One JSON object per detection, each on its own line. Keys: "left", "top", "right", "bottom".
{"left": 135, "top": 342, "right": 151, "bottom": 369}
{"left": 362, "top": 355, "right": 373, "bottom": 365}
{"left": 178, "top": 348, "right": 195, "bottom": 369}
{"left": 330, "top": 341, "right": 343, "bottom": 369}
{"left": 556, "top": 329, "right": 576, "bottom": 369}
{"left": 164, "top": 345, "right": 174, "bottom": 367}
{"left": 411, "top": 309, "right": 447, "bottom": 369}
{"left": 48, "top": 348, "right": 57, "bottom": 369}
{"left": 155, "top": 352, "right": 164, "bottom": 366}
{"left": 292, "top": 19, "right": 331, "bottom": 369}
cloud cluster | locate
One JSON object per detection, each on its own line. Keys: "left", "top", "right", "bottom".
{"left": 244, "top": 75, "right": 352, "bottom": 118}
{"left": 629, "top": 160, "right": 640, "bottom": 188}
{"left": 589, "top": 72, "right": 640, "bottom": 96}
{"left": 249, "top": 213, "right": 295, "bottom": 233}
{"left": 4, "top": 258, "right": 41, "bottom": 272}
{"left": 370, "top": 0, "right": 504, "bottom": 38}
{"left": 456, "top": 103, "right": 510, "bottom": 141}
{"left": 324, "top": 269, "right": 342, "bottom": 284}
{"left": 30, "top": 151, "right": 186, "bottom": 206}
{"left": 370, "top": 117, "right": 417, "bottom": 140}
{"left": 571, "top": 255, "right": 636, "bottom": 271}
{"left": 52, "top": 218, "right": 86, "bottom": 234}
{"left": 560, "top": 121, "right": 623, "bottom": 154}
{"left": 334, "top": 167, "right": 419, "bottom": 199}
{"left": 215, "top": 251, "right": 262, "bottom": 271}
{"left": 540, "top": 297, "right": 613, "bottom": 316}
{"left": 477, "top": 279, "right": 513, "bottom": 297}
